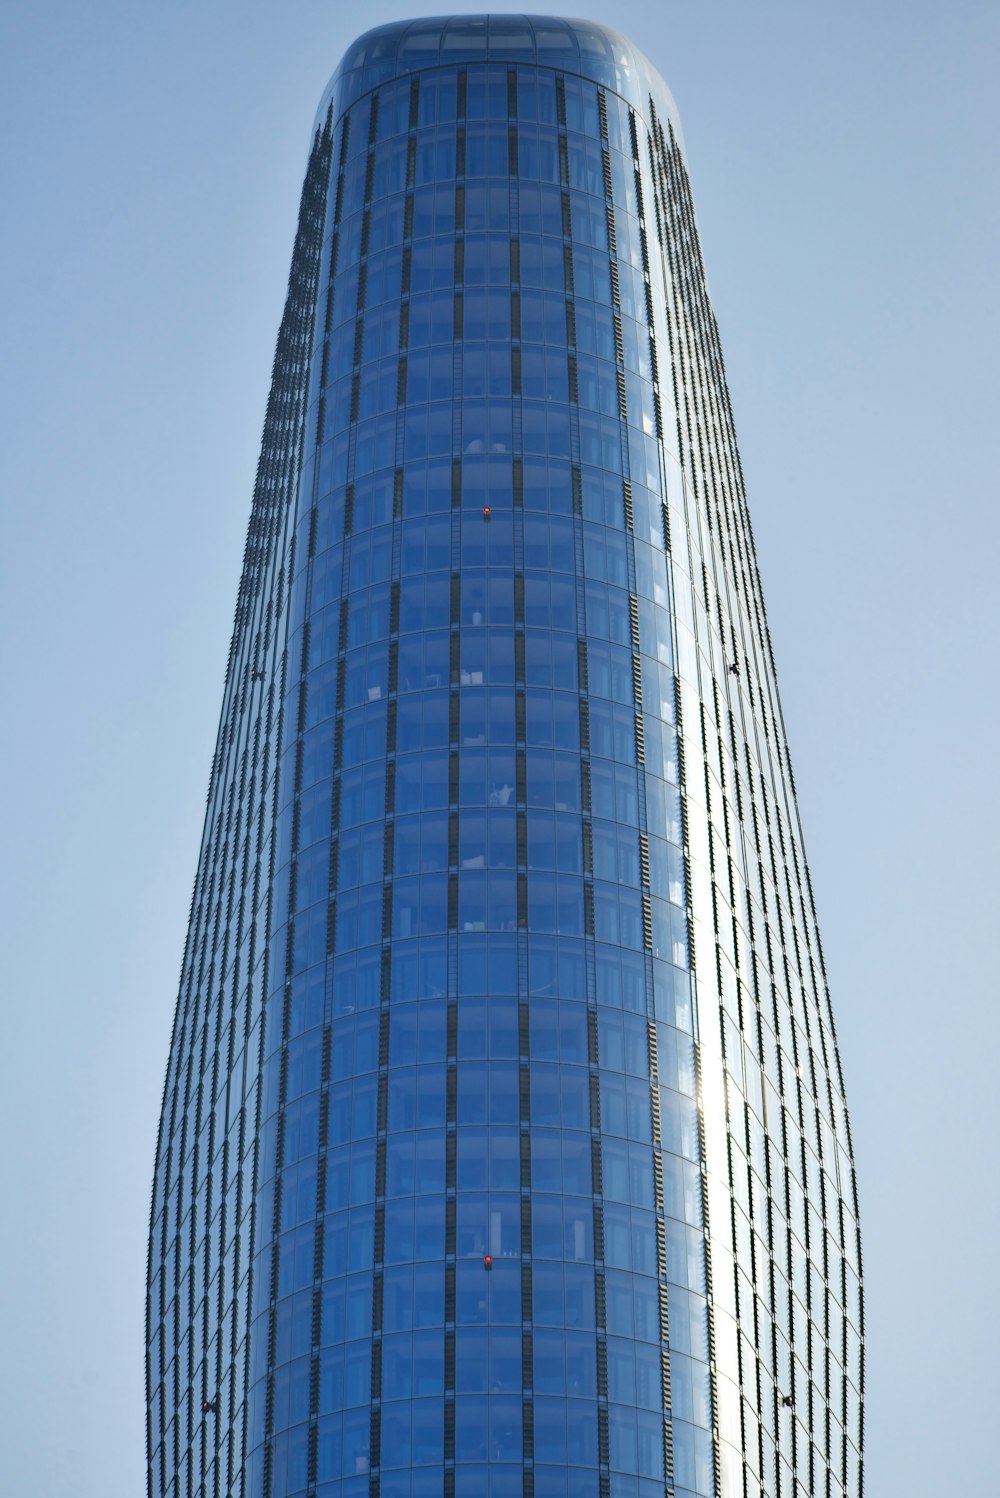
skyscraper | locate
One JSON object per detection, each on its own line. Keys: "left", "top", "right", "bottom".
{"left": 147, "top": 16, "right": 863, "bottom": 1498}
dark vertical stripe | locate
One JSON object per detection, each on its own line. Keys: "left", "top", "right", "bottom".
{"left": 557, "top": 72, "right": 610, "bottom": 1497}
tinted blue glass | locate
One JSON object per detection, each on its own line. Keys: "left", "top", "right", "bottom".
{"left": 150, "top": 20, "right": 863, "bottom": 1498}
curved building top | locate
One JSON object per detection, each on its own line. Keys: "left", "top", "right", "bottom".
{"left": 313, "top": 13, "right": 683, "bottom": 146}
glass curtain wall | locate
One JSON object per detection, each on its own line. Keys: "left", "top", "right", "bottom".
{"left": 147, "top": 19, "right": 863, "bottom": 1498}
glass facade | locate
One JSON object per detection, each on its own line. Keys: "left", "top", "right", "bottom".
{"left": 147, "top": 18, "right": 863, "bottom": 1498}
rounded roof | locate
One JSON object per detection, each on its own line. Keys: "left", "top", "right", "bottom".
{"left": 312, "top": 14, "right": 682, "bottom": 145}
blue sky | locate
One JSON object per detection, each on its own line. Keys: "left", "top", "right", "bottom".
{"left": 1, "top": 3, "right": 997, "bottom": 1493}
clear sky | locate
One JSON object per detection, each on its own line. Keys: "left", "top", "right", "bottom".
{"left": 1, "top": 2, "right": 997, "bottom": 1494}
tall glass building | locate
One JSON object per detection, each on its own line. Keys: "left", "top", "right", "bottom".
{"left": 147, "top": 17, "right": 863, "bottom": 1498}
